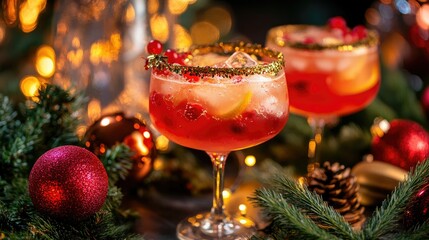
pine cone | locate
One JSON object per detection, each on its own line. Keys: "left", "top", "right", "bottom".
{"left": 306, "top": 161, "right": 365, "bottom": 230}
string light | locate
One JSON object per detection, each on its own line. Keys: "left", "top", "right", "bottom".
{"left": 244, "top": 155, "right": 256, "bottom": 167}
{"left": 20, "top": 75, "right": 42, "bottom": 99}
{"left": 155, "top": 135, "right": 169, "bottom": 151}
{"left": 35, "top": 45, "right": 55, "bottom": 78}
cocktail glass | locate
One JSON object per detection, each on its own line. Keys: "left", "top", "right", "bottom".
{"left": 266, "top": 20, "right": 380, "bottom": 167}
{"left": 146, "top": 42, "right": 289, "bottom": 239}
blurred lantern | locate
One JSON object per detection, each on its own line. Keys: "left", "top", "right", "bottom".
{"left": 84, "top": 112, "right": 157, "bottom": 184}
{"left": 51, "top": 0, "right": 196, "bottom": 132}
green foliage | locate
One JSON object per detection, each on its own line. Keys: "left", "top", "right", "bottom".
{"left": 0, "top": 85, "right": 143, "bottom": 239}
{"left": 250, "top": 159, "right": 429, "bottom": 239}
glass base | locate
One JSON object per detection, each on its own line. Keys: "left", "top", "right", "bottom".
{"left": 177, "top": 212, "right": 257, "bottom": 240}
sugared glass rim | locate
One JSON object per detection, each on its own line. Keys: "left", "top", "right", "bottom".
{"left": 266, "top": 24, "right": 379, "bottom": 51}
{"left": 145, "top": 41, "right": 285, "bottom": 78}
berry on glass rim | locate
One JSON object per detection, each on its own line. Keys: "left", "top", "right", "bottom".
{"left": 351, "top": 25, "right": 368, "bottom": 40}
{"left": 327, "top": 16, "right": 347, "bottom": 30}
{"left": 147, "top": 39, "right": 163, "bottom": 54}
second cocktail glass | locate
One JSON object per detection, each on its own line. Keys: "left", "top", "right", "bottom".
{"left": 146, "top": 41, "right": 289, "bottom": 239}
{"left": 266, "top": 18, "right": 380, "bottom": 166}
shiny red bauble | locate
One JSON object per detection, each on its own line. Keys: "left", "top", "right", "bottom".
{"left": 28, "top": 145, "right": 108, "bottom": 221}
{"left": 371, "top": 119, "right": 429, "bottom": 171}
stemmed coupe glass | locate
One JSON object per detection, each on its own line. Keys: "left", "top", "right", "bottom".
{"left": 266, "top": 17, "right": 380, "bottom": 168}
{"left": 145, "top": 41, "right": 289, "bottom": 239}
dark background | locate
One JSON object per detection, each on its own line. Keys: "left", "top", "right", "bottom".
{"left": 211, "top": 0, "right": 375, "bottom": 44}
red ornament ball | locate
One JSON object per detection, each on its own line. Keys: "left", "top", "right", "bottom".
{"left": 371, "top": 118, "right": 429, "bottom": 171}
{"left": 404, "top": 183, "right": 429, "bottom": 229}
{"left": 84, "top": 112, "right": 156, "bottom": 183}
{"left": 28, "top": 145, "right": 108, "bottom": 221}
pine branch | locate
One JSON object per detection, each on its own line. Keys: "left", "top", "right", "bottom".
{"left": 251, "top": 188, "right": 339, "bottom": 240}
{"left": 99, "top": 144, "right": 134, "bottom": 184}
{"left": 268, "top": 173, "right": 358, "bottom": 239}
{"left": 362, "top": 158, "right": 429, "bottom": 239}
{"left": 392, "top": 221, "right": 429, "bottom": 240}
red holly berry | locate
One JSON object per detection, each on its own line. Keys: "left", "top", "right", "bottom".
{"left": 328, "top": 16, "right": 347, "bottom": 30}
{"left": 147, "top": 40, "right": 163, "bottom": 54}
{"left": 351, "top": 25, "right": 368, "bottom": 40}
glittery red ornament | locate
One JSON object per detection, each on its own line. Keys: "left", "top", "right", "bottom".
{"left": 28, "top": 145, "right": 108, "bottom": 221}
{"left": 84, "top": 112, "right": 156, "bottom": 183}
{"left": 403, "top": 183, "right": 429, "bottom": 229}
{"left": 371, "top": 118, "right": 429, "bottom": 171}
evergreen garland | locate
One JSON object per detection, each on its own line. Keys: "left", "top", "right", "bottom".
{"left": 0, "top": 85, "right": 143, "bottom": 239}
{"left": 250, "top": 159, "right": 429, "bottom": 240}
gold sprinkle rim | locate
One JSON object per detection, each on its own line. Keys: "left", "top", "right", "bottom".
{"left": 145, "top": 41, "right": 285, "bottom": 78}
{"left": 267, "top": 25, "right": 379, "bottom": 51}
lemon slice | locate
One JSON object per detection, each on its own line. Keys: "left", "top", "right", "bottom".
{"left": 215, "top": 91, "right": 252, "bottom": 119}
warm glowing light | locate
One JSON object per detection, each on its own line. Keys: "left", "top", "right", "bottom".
{"left": 100, "top": 117, "right": 111, "bottom": 127}
{"left": 417, "top": 4, "right": 429, "bottom": 30}
{"left": 148, "top": 0, "right": 159, "bottom": 14}
{"left": 125, "top": 3, "right": 135, "bottom": 23}
{"left": 19, "top": 2, "right": 38, "bottom": 32}
{"left": 190, "top": 21, "right": 219, "bottom": 44}
{"left": 143, "top": 131, "right": 151, "bottom": 138}
{"left": 298, "top": 177, "right": 306, "bottom": 187}
{"left": 150, "top": 14, "right": 169, "bottom": 42}
{"left": 244, "top": 155, "right": 256, "bottom": 167}
{"left": 153, "top": 158, "right": 164, "bottom": 170}
{"left": 238, "top": 204, "right": 247, "bottom": 215}
{"left": 0, "top": 21, "right": 5, "bottom": 43}
{"left": 308, "top": 140, "right": 316, "bottom": 158}
{"left": 222, "top": 189, "right": 231, "bottom": 199}
{"left": 90, "top": 33, "right": 122, "bottom": 64}
{"left": 131, "top": 132, "right": 150, "bottom": 155}
{"left": 155, "top": 135, "right": 169, "bottom": 151}
{"left": 87, "top": 99, "right": 101, "bottom": 123}
{"left": 20, "top": 76, "right": 41, "bottom": 98}
{"left": 173, "top": 24, "right": 192, "bottom": 49}
{"left": 202, "top": 7, "right": 232, "bottom": 36}
{"left": 168, "top": 0, "right": 189, "bottom": 15}
{"left": 4, "top": 0, "right": 18, "bottom": 25}
{"left": 35, "top": 45, "right": 55, "bottom": 78}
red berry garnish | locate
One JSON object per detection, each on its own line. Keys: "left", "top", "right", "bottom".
{"left": 164, "top": 49, "right": 180, "bottom": 64}
{"left": 351, "top": 25, "right": 368, "bottom": 40}
{"left": 147, "top": 40, "right": 163, "bottom": 54}
{"left": 184, "top": 73, "right": 199, "bottom": 82}
{"left": 182, "top": 102, "right": 205, "bottom": 121}
{"left": 328, "top": 16, "right": 347, "bottom": 30}
{"left": 303, "top": 37, "right": 315, "bottom": 44}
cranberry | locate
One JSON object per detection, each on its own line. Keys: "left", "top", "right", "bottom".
{"left": 164, "top": 49, "right": 180, "bottom": 64}
{"left": 147, "top": 40, "right": 163, "bottom": 54}
{"left": 303, "top": 37, "right": 315, "bottom": 44}
{"left": 351, "top": 25, "right": 368, "bottom": 40}
{"left": 179, "top": 102, "right": 205, "bottom": 121}
{"left": 327, "top": 16, "right": 347, "bottom": 30}
{"left": 184, "top": 73, "right": 200, "bottom": 82}
{"left": 149, "top": 91, "right": 166, "bottom": 107}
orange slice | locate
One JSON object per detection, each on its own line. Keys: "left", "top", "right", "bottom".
{"left": 215, "top": 91, "right": 252, "bottom": 119}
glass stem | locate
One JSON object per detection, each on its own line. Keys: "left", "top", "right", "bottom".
{"left": 307, "top": 117, "right": 325, "bottom": 171}
{"left": 207, "top": 152, "right": 229, "bottom": 222}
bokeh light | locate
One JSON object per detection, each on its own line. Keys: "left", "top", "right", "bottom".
{"left": 20, "top": 75, "right": 41, "bottom": 98}
{"left": 35, "top": 45, "right": 55, "bottom": 78}
{"left": 190, "top": 21, "right": 219, "bottom": 44}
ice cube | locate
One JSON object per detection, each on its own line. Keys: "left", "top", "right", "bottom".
{"left": 260, "top": 95, "right": 282, "bottom": 117}
{"left": 225, "top": 51, "right": 258, "bottom": 68}
{"left": 315, "top": 59, "right": 335, "bottom": 72}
